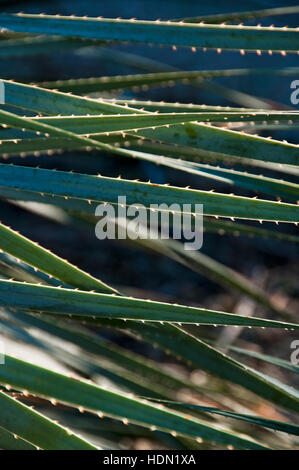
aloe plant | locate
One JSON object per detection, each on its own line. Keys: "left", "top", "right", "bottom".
{"left": 0, "top": 3, "right": 298, "bottom": 452}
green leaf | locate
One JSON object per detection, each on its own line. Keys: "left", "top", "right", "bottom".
{"left": 0, "top": 390, "right": 98, "bottom": 449}
{"left": 0, "top": 222, "right": 117, "bottom": 294}
{"left": 3, "top": 79, "right": 298, "bottom": 166}
{"left": 0, "top": 355, "right": 269, "bottom": 449}
{"left": 0, "top": 135, "right": 126, "bottom": 157}
{"left": 0, "top": 279, "right": 297, "bottom": 328}
{"left": 2, "top": 183, "right": 297, "bottom": 244}
{"left": 0, "top": 13, "right": 298, "bottom": 52}
{"left": 4, "top": 321, "right": 170, "bottom": 400}
{"left": 140, "top": 124, "right": 299, "bottom": 167}
{"left": 123, "top": 226, "right": 292, "bottom": 319}
{"left": 5, "top": 309, "right": 209, "bottom": 397}
{"left": 30, "top": 112, "right": 254, "bottom": 134}
{"left": 105, "top": 99, "right": 261, "bottom": 113}
{"left": 1, "top": 185, "right": 297, "bottom": 246}
{"left": 204, "top": 218, "right": 299, "bottom": 243}
{"left": 40, "top": 68, "right": 299, "bottom": 94}
{"left": 0, "top": 251, "right": 66, "bottom": 287}
{"left": 32, "top": 111, "right": 299, "bottom": 131}
{"left": 80, "top": 48, "right": 278, "bottom": 109}
{"left": 211, "top": 342, "right": 299, "bottom": 374}
{"left": 179, "top": 6, "right": 299, "bottom": 24}
{"left": 3, "top": 80, "right": 298, "bottom": 165}
{"left": 116, "top": 150, "right": 299, "bottom": 202}
{"left": 146, "top": 399, "right": 299, "bottom": 436}
{"left": 0, "top": 426, "right": 36, "bottom": 450}
{"left": 113, "top": 322, "right": 299, "bottom": 413}
{"left": 0, "top": 35, "right": 106, "bottom": 57}
{"left": 0, "top": 162, "right": 298, "bottom": 222}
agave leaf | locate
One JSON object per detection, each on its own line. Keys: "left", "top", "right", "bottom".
{"left": 1, "top": 206, "right": 298, "bottom": 430}
{"left": 14, "top": 328, "right": 286, "bottom": 447}
{"left": 73, "top": 215, "right": 298, "bottom": 320}
{"left": 1, "top": 279, "right": 298, "bottom": 328}
{"left": 2, "top": 130, "right": 296, "bottom": 185}
{"left": 211, "top": 342, "right": 299, "bottom": 374}
{"left": 0, "top": 110, "right": 290, "bottom": 165}
{"left": 30, "top": 112, "right": 254, "bottom": 134}
{"left": 115, "top": 137, "right": 299, "bottom": 174}
{"left": 105, "top": 99, "right": 261, "bottom": 113}
{"left": 0, "top": 35, "right": 106, "bottom": 57}
{"left": 114, "top": 150, "right": 299, "bottom": 202}
{"left": 140, "top": 124, "right": 299, "bottom": 167}
{"left": 31, "top": 111, "right": 299, "bottom": 133}
{"left": 1, "top": 185, "right": 298, "bottom": 248}
{"left": 40, "top": 68, "right": 299, "bottom": 94}
{"left": 5, "top": 309, "right": 211, "bottom": 398}
{"left": 0, "top": 207, "right": 296, "bottom": 340}
{"left": 0, "top": 355, "right": 267, "bottom": 449}
{"left": 0, "top": 14, "right": 298, "bottom": 52}
{"left": 0, "top": 162, "right": 298, "bottom": 223}
{"left": 121, "top": 223, "right": 292, "bottom": 319}
{"left": 1, "top": 79, "right": 139, "bottom": 115}
{"left": 2, "top": 311, "right": 170, "bottom": 401}
{"left": 9, "top": 104, "right": 294, "bottom": 198}
{"left": 204, "top": 218, "right": 299, "bottom": 243}
{"left": 1, "top": 184, "right": 297, "bottom": 243}
{"left": 1, "top": 6, "right": 298, "bottom": 452}
{"left": 3, "top": 321, "right": 170, "bottom": 400}
{"left": 108, "top": 321, "right": 299, "bottom": 413}
{"left": 0, "top": 107, "right": 227, "bottom": 153}
{"left": 83, "top": 47, "right": 278, "bottom": 109}
{"left": 4, "top": 126, "right": 297, "bottom": 188}
{"left": 0, "top": 222, "right": 117, "bottom": 294}
{"left": 146, "top": 399, "right": 299, "bottom": 436}
{"left": 0, "top": 390, "right": 98, "bottom": 450}
{"left": 77, "top": 46, "right": 276, "bottom": 109}
{"left": 0, "top": 251, "right": 67, "bottom": 287}
{"left": 3, "top": 132, "right": 297, "bottom": 195}
{"left": 3, "top": 309, "right": 287, "bottom": 410}
{"left": 2, "top": 315, "right": 183, "bottom": 425}
{"left": 0, "top": 135, "right": 129, "bottom": 157}
{"left": 2, "top": 80, "right": 298, "bottom": 165}
{"left": 0, "top": 425, "right": 36, "bottom": 450}
{"left": 0, "top": 133, "right": 291, "bottom": 187}
{"left": 180, "top": 6, "right": 299, "bottom": 24}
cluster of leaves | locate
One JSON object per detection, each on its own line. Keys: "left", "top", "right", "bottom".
{"left": 0, "top": 5, "right": 298, "bottom": 450}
